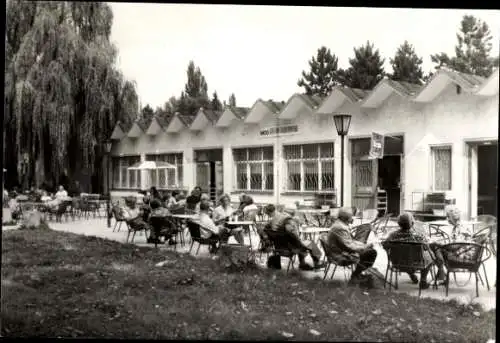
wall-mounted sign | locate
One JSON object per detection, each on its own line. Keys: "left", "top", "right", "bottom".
{"left": 260, "top": 125, "right": 299, "bottom": 137}
{"left": 369, "top": 132, "right": 385, "bottom": 159}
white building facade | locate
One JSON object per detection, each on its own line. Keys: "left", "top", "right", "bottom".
{"left": 109, "top": 67, "right": 499, "bottom": 219}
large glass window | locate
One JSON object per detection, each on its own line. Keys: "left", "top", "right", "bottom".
{"left": 233, "top": 147, "right": 274, "bottom": 191}
{"left": 112, "top": 156, "right": 141, "bottom": 189}
{"left": 284, "top": 143, "right": 335, "bottom": 192}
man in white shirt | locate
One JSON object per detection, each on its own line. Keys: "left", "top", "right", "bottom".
{"left": 55, "top": 185, "right": 68, "bottom": 200}
{"left": 195, "top": 202, "right": 231, "bottom": 252}
{"left": 213, "top": 194, "right": 244, "bottom": 244}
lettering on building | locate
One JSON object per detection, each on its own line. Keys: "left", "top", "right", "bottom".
{"left": 260, "top": 125, "right": 299, "bottom": 137}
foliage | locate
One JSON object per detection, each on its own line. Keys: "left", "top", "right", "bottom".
{"left": 140, "top": 104, "right": 154, "bottom": 122}
{"left": 211, "top": 91, "right": 223, "bottom": 112}
{"left": 297, "top": 46, "right": 341, "bottom": 97}
{"left": 389, "top": 41, "right": 424, "bottom": 85}
{"left": 4, "top": 1, "right": 138, "bottom": 190}
{"left": 339, "top": 41, "right": 386, "bottom": 90}
{"left": 430, "top": 15, "right": 497, "bottom": 77}
{"left": 228, "top": 93, "right": 237, "bottom": 107}
{"left": 175, "top": 61, "right": 210, "bottom": 116}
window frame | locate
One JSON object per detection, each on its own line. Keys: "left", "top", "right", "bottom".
{"left": 283, "top": 142, "right": 335, "bottom": 193}
{"left": 112, "top": 155, "right": 141, "bottom": 189}
{"left": 233, "top": 146, "right": 274, "bottom": 192}
{"left": 145, "top": 153, "right": 184, "bottom": 189}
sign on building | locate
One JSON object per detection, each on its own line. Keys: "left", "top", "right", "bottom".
{"left": 369, "top": 132, "right": 384, "bottom": 159}
{"left": 259, "top": 125, "right": 298, "bottom": 137}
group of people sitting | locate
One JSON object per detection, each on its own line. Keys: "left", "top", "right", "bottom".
{"left": 115, "top": 186, "right": 259, "bottom": 250}
{"left": 6, "top": 185, "right": 71, "bottom": 220}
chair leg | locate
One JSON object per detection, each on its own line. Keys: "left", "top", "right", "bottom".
{"left": 113, "top": 221, "right": 118, "bottom": 232}
{"left": 117, "top": 222, "right": 122, "bottom": 232}
{"left": 482, "top": 263, "right": 490, "bottom": 291}
{"left": 418, "top": 276, "right": 422, "bottom": 297}
{"left": 126, "top": 231, "right": 131, "bottom": 243}
{"left": 389, "top": 269, "right": 393, "bottom": 291}
{"left": 323, "top": 263, "right": 330, "bottom": 280}
{"left": 395, "top": 271, "right": 399, "bottom": 290}
{"left": 445, "top": 271, "right": 450, "bottom": 297}
{"left": 189, "top": 241, "right": 194, "bottom": 254}
{"left": 330, "top": 265, "right": 338, "bottom": 280}
{"left": 475, "top": 272, "right": 479, "bottom": 298}
{"left": 384, "top": 263, "right": 390, "bottom": 289}
{"left": 131, "top": 231, "right": 136, "bottom": 243}
{"left": 196, "top": 244, "right": 201, "bottom": 255}
{"left": 286, "top": 258, "right": 293, "bottom": 273}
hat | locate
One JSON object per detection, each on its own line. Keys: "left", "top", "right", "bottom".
{"left": 283, "top": 204, "right": 297, "bottom": 215}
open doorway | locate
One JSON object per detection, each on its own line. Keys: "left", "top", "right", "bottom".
{"left": 477, "top": 143, "right": 498, "bottom": 216}
{"left": 194, "top": 149, "right": 223, "bottom": 202}
{"left": 378, "top": 155, "right": 401, "bottom": 215}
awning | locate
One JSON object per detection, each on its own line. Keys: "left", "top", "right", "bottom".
{"left": 127, "top": 161, "right": 176, "bottom": 170}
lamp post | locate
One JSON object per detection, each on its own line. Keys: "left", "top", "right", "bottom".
{"left": 104, "top": 140, "right": 113, "bottom": 228}
{"left": 333, "top": 114, "right": 352, "bottom": 207}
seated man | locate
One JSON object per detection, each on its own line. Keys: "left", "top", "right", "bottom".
{"left": 263, "top": 204, "right": 325, "bottom": 271}
{"left": 120, "top": 197, "right": 150, "bottom": 233}
{"left": 327, "top": 207, "right": 378, "bottom": 283}
{"left": 194, "top": 201, "right": 231, "bottom": 253}
{"left": 194, "top": 193, "right": 213, "bottom": 214}
{"left": 387, "top": 212, "right": 445, "bottom": 288}
{"left": 148, "top": 199, "right": 176, "bottom": 245}
{"left": 55, "top": 185, "right": 69, "bottom": 201}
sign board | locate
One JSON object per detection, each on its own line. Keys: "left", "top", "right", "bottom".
{"left": 260, "top": 125, "right": 298, "bottom": 137}
{"left": 369, "top": 132, "right": 384, "bottom": 159}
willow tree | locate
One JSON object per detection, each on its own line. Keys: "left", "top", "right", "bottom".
{"left": 4, "top": 1, "right": 138, "bottom": 191}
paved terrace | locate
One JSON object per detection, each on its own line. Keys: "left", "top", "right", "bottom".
{"left": 2, "top": 210, "right": 496, "bottom": 311}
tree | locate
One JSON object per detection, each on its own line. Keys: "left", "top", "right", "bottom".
{"left": 339, "top": 41, "right": 386, "bottom": 90}
{"left": 177, "top": 61, "right": 210, "bottom": 115}
{"left": 389, "top": 41, "right": 424, "bottom": 84}
{"left": 297, "top": 46, "right": 341, "bottom": 97}
{"left": 141, "top": 104, "right": 154, "bottom": 122}
{"left": 211, "top": 91, "right": 223, "bottom": 111}
{"left": 431, "top": 15, "right": 496, "bottom": 77}
{"left": 228, "top": 93, "right": 236, "bottom": 107}
{"left": 4, "top": 1, "right": 138, "bottom": 191}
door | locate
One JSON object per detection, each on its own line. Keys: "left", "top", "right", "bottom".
{"left": 196, "top": 162, "right": 210, "bottom": 192}
{"left": 351, "top": 138, "right": 378, "bottom": 210}
{"left": 378, "top": 155, "right": 401, "bottom": 215}
{"left": 477, "top": 144, "right": 498, "bottom": 216}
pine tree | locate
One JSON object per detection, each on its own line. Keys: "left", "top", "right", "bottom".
{"left": 297, "top": 46, "right": 340, "bottom": 96}
{"left": 431, "top": 15, "right": 496, "bottom": 77}
{"left": 211, "top": 91, "right": 223, "bottom": 111}
{"left": 339, "top": 41, "right": 386, "bottom": 90}
{"left": 390, "top": 41, "right": 424, "bottom": 84}
{"left": 178, "top": 61, "right": 210, "bottom": 115}
{"left": 228, "top": 93, "right": 236, "bottom": 107}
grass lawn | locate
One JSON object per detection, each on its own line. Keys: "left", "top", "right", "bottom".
{"left": 1, "top": 226, "right": 496, "bottom": 341}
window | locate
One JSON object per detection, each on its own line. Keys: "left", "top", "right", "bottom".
{"left": 145, "top": 153, "right": 184, "bottom": 188}
{"left": 431, "top": 146, "right": 452, "bottom": 191}
{"left": 112, "top": 156, "right": 141, "bottom": 189}
{"left": 284, "top": 143, "right": 334, "bottom": 192}
{"left": 233, "top": 147, "right": 274, "bottom": 191}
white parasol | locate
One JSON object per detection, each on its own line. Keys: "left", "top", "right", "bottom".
{"left": 127, "top": 161, "right": 176, "bottom": 170}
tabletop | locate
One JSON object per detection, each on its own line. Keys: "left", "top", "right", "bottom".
{"left": 298, "top": 209, "right": 330, "bottom": 214}
{"left": 226, "top": 221, "right": 254, "bottom": 226}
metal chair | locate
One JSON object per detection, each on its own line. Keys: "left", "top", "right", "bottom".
{"left": 111, "top": 205, "right": 127, "bottom": 232}
{"left": 382, "top": 240, "right": 438, "bottom": 297}
{"left": 319, "top": 235, "right": 358, "bottom": 282}
{"left": 186, "top": 221, "right": 219, "bottom": 255}
{"left": 438, "top": 242, "right": 491, "bottom": 297}
{"left": 149, "top": 216, "right": 178, "bottom": 249}
{"left": 351, "top": 223, "right": 373, "bottom": 244}
{"left": 265, "top": 229, "right": 310, "bottom": 273}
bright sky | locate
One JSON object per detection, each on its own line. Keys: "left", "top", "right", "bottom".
{"left": 109, "top": 4, "right": 500, "bottom": 109}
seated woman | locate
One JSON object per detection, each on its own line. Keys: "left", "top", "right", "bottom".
{"left": 386, "top": 212, "right": 445, "bottom": 288}
{"left": 166, "top": 191, "right": 178, "bottom": 208}
{"left": 55, "top": 185, "right": 69, "bottom": 201}
{"left": 148, "top": 199, "right": 176, "bottom": 245}
{"left": 195, "top": 193, "right": 214, "bottom": 214}
{"left": 8, "top": 193, "right": 22, "bottom": 220}
{"left": 120, "top": 197, "right": 150, "bottom": 234}
{"left": 195, "top": 201, "right": 232, "bottom": 253}
{"left": 264, "top": 204, "right": 325, "bottom": 270}
{"left": 213, "top": 194, "right": 245, "bottom": 245}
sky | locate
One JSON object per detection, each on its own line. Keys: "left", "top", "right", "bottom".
{"left": 109, "top": 4, "right": 500, "bottom": 109}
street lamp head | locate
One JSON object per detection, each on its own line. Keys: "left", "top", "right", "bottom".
{"left": 333, "top": 113, "right": 352, "bottom": 136}
{"left": 104, "top": 140, "right": 113, "bottom": 154}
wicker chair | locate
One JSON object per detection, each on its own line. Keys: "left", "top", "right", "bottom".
{"left": 149, "top": 216, "right": 178, "bottom": 249}
{"left": 351, "top": 223, "right": 373, "bottom": 244}
{"left": 125, "top": 217, "right": 150, "bottom": 243}
{"left": 438, "top": 242, "right": 492, "bottom": 297}
{"left": 382, "top": 241, "right": 438, "bottom": 297}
